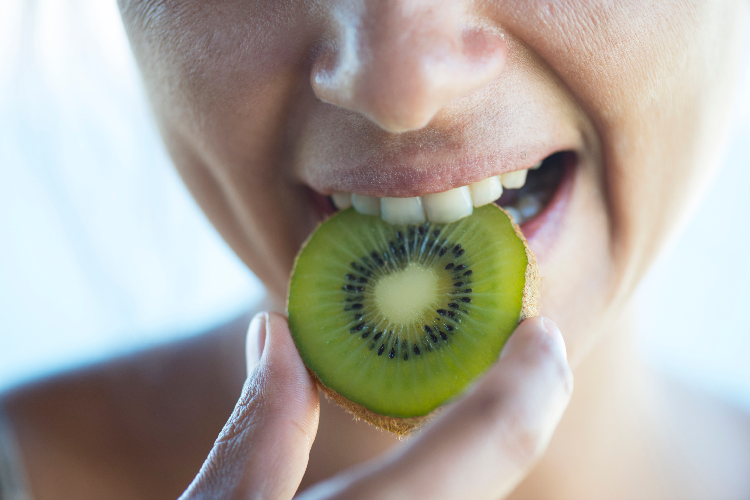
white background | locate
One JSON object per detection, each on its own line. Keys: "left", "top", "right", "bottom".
{"left": 1, "top": 1, "right": 749, "bottom": 412}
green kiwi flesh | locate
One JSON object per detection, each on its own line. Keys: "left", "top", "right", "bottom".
{"left": 287, "top": 204, "right": 540, "bottom": 434}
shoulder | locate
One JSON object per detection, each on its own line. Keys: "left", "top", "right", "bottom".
{"left": 0, "top": 312, "right": 251, "bottom": 500}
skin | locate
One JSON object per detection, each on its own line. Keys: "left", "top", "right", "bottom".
{"left": 2, "top": 0, "right": 750, "bottom": 499}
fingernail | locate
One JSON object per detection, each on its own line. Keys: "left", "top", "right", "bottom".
{"left": 246, "top": 312, "right": 268, "bottom": 375}
{"left": 540, "top": 316, "right": 567, "bottom": 360}
{"left": 501, "top": 316, "right": 567, "bottom": 361}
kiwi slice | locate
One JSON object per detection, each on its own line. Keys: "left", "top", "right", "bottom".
{"left": 287, "top": 204, "right": 539, "bottom": 435}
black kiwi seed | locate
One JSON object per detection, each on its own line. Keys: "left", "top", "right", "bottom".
{"left": 454, "top": 264, "right": 466, "bottom": 271}
{"left": 445, "top": 263, "right": 455, "bottom": 270}
{"left": 439, "top": 331, "right": 448, "bottom": 340}
{"left": 389, "top": 348, "right": 395, "bottom": 359}
{"left": 371, "top": 251, "right": 384, "bottom": 266}
{"left": 378, "top": 345, "right": 385, "bottom": 356}
{"left": 350, "top": 322, "right": 365, "bottom": 332}
{"left": 454, "top": 282, "right": 463, "bottom": 287}
{"left": 374, "top": 332, "right": 383, "bottom": 340}
{"left": 414, "top": 345, "right": 421, "bottom": 355}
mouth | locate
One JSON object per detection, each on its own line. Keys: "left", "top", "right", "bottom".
{"left": 316, "top": 151, "right": 575, "bottom": 244}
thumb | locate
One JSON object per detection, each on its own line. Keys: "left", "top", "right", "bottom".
{"left": 180, "top": 312, "right": 320, "bottom": 500}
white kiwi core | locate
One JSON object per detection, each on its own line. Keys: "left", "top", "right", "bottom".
{"left": 372, "top": 263, "right": 439, "bottom": 324}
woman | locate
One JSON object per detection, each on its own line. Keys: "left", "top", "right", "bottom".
{"left": 2, "top": 1, "right": 749, "bottom": 498}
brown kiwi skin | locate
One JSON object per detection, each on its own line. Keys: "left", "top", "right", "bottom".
{"left": 287, "top": 206, "right": 541, "bottom": 437}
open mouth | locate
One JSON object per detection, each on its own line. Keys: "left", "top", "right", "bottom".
{"left": 323, "top": 151, "right": 575, "bottom": 236}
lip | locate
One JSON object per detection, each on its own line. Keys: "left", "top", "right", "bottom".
{"left": 515, "top": 151, "right": 576, "bottom": 258}
{"left": 300, "top": 144, "right": 568, "bottom": 199}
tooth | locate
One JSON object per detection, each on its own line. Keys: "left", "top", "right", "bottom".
{"left": 500, "top": 169, "right": 528, "bottom": 189}
{"left": 331, "top": 192, "right": 352, "bottom": 210}
{"left": 381, "top": 197, "right": 426, "bottom": 225}
{"left": 352, "top": 193, "right": 381, "bottom": 216}
{"left": 517, "top": 194, "right": 542, "bottom": 219}
{"left": 530, "top": 161, "right": 543, "bottom": 170}
{"left": 468, "top": 176, "right": 503, "bottom": 207}
{"left": 503, "top": 206, "right": 523, "bottom": 224}
{"left": 423, "top": 186, "right": 473, "bottom": 224}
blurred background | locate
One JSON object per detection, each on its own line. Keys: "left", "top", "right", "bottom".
{"left": 1, "top": 0, "right": 749, "bottom": 413}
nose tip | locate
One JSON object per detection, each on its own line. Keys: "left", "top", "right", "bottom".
{"left": 311, "top": 14, "right": 508, "bottom": 133}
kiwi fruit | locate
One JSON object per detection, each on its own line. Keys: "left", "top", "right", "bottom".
{"left": 287, "top": 204, "right": 539, "bottom": 435}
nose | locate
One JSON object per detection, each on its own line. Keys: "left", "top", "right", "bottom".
{"left": 311, "top": 1, "right": 507, "bottom": 133}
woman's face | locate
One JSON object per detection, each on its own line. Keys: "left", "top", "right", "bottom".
{"left": 119, "top": 0, "right": 745, "bottom": 363}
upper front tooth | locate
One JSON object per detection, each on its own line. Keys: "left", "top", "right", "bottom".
{"left": 351, "top": 193, "right": 381, "bottom": 215}
{"left": 468, "top": 176, "right": 503, "bottom": 207}
{"left": 331, "top": 192, "right": 352, "bottom": 210}
{"left": 423, "top": 186, "right": 473, "bottom": 224}
{"left": 500, "top": 169, "right": 528, "bottom": 189}
{"left": 381, "top": 196, "right": 426, "bottom": 225}
{"left": 347, "top": 170, "right": 527, "bottom": 224}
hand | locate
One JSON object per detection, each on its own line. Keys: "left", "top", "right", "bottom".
{"left": 179, "top": 312, "right": 572, "bottom": 500}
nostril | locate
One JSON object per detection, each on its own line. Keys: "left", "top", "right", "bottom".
{"left": 311, "top": 41, "right": 358, "bottom": 106}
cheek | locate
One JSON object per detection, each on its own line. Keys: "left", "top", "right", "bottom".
{"left": 506, "top": 0, "right": 745, "bottom": 317}
{"left": 124, "top": 1, "right": 326, "bottom": 299}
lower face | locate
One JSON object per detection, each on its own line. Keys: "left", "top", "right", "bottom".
{"left": 121, "top": 1, "right": 746, "bottom": 365}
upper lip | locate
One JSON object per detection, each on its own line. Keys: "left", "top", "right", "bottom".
{"left": 298, "top": 144, "right": 571, "bottom": 198}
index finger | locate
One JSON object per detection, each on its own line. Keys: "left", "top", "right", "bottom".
{"left": 301, "top": 316, "right": 572, "bottom": 500}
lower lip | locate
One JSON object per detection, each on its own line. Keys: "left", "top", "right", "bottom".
{"left": 516, "top": 152, "right": 576, "bottom": 259}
